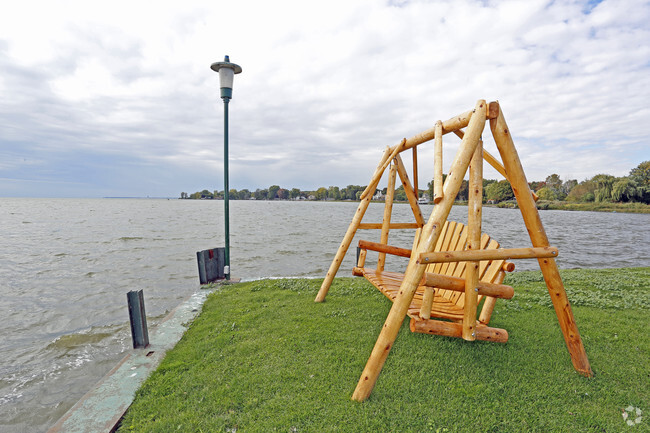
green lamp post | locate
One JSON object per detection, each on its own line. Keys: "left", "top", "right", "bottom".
{"left": 210, "top": 55, "right": 242, "bottom": 280}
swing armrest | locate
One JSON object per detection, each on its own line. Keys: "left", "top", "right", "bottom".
{"left": 357, "top": 240, "right": 412, "bottom": 258}
{"left": 353, "top": 240, "right": 413, "bottom": 276}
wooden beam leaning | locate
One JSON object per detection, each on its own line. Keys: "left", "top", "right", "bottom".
{"left": 453, "top": 130, "right": 508, "bottom": 178}
{"left": 490, "top": 102, "right": 593, "bottom": 377}
{"left": 377, "top": 163, "right": 397, "bottom": 271}
{"left": 423, "top": 271, "right": 514, "bottom": 299}
{"left": 434, "top": 121, "right": 444, "bottom": 204}
{"left": 483, "top": 149, "right": 507, "bottom": 178}
{"left": 454, "top": 129, "right": 539, "bottom": 202}
{"left": 359, "top": 141, "right": 404, "bottom": 200}
{"left": 394, "top": 154, "right": 425, "bottom": 227}
{"left": 315, "top": 147, "right": 392, "bottom": 302}
{"left": 463, "top": 140, "right": 483, "bottom": 340}
{"left": 351, "top": 100, "right": 487, "bottom": 402}
{"left": 419, "top": 246, "right": 559, "bottom": 264}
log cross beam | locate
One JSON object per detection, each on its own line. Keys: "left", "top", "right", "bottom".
{"left": 422, "top": 271, "right": 515, "bottom": 299}
{"left": 419, "top": 246, "right": 558, "bottom": 264}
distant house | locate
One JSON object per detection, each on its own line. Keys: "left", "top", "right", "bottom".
{"left": 373, "top": 191, "right": 384, "bottom": 201}
{"left": 419, "top": 193, "right": 430, "bottom": 204}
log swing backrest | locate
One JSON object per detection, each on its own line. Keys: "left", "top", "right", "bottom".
{"left": 355, "top": 220, "right": 512, "bottom": 324}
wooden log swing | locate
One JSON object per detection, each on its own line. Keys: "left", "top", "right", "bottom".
{"left": 314, "top": 100, "right": 593, "bottom": 402}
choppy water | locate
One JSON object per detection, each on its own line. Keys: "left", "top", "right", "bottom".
{"left": 0, "top": 198, "right": 648, "bottom": 432}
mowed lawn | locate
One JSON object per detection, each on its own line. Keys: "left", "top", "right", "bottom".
{"left": 118, "top": 268, "right": 649, "bottom": 432}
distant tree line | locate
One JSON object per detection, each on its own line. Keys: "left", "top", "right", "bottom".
{"left": 180, "top": 161, "right": 650, "bottom": 205}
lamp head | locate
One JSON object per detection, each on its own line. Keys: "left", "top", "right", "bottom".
{"left": 210, "top": 55, "right": 242, "bottom": 99}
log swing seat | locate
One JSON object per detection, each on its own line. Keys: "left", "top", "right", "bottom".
{"left": 354, "top": 220, "right": 518, "bottom": 343}
{"left": 314, "top": 100, "right": 593, "bottom": 402}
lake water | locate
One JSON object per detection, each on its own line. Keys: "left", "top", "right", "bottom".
{"left": 1, "top": 198, "right": 648, "bottom": 432}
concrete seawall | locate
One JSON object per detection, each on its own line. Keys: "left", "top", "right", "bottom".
{"left": 48, "top": 288, "right": 217, "bottom": 433}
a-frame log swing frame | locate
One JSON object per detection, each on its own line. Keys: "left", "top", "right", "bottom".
{"left": 314, "top": 100, "right": 593, "bottom": 402}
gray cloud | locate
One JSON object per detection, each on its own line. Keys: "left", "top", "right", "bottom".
{"left": 0, "top": 0, "right": 649, "bottom": 197}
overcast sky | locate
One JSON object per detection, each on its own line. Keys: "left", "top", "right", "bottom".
{"left": 1, "top": 0, "right": 649, "bottom": 197}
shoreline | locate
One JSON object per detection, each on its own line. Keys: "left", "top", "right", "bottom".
{"left": 6, "top": 197, "right": 649, "bottom": 214}
{"left": 180, "top": 197, "right": 650, "bottom": 214}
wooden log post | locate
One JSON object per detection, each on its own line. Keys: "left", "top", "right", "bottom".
{"left": 489, "top": 102, "right": 593, "bottom": 377}
{"left": 357, "top": 248, "right": 368, "bottom": 268}
{"left": 360, "top": 141, "right": 404, "bottom": 201}
{"left": 394, "top": 154, "right": 425, "bottom": 227}
{"left": 315, "top": 147, "right": 392, "bottom": 302}
{"left": 377, "top": 163, "right": 397, "bottom": 271}
{"left": 351, "top": 100, "right": 487, "bottom": 402}
{"left": 412, "top": 146, "right": 419, "bottom": 199}
{"left": 478, "top": 271, "right": 506, "bottom": 324}
{"left": 463, "top": 140, "right": 483, "bottom": 340}
{"left": 411, "top": 227, "right": 422, "bottom": 253}
{"left": 419, "top": 286, "right": 435, "bottom": 320}
{"left": 352, "top": 245, "right": 369, "bottom": 276}
{"left": 434, "top": 121, "right": 444, "bottom": 204}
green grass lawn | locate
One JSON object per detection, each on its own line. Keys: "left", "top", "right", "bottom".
{"left": 118, "top": 268, "right": 649, "bottom": 432}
